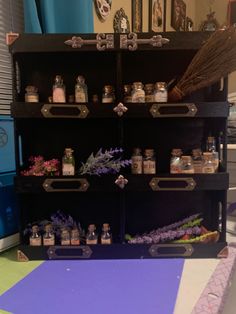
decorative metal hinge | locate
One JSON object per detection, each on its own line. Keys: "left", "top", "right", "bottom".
{"left": 6, "top": 32, "right": 19, "bottom": 45}
{"left": 65, "top": 33, "right": 114, "bottom": 51}
{"left": 120, "top": 32, "right": 170, "bottom": 51}
{"left": 113, "top": 102, "right": 128, "bottom": 117}
{"left": 115, "top": 175, "right": 128, "bottom": 189}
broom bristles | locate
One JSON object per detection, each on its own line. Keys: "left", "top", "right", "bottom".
{"left": 169, "top": 27, "right": 236, "bottom": 102}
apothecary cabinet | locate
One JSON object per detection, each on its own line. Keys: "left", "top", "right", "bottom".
{"left": 9, "top": 32, "right": 229, "bottom": 260}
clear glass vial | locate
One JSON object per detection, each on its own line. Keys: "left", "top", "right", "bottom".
{"left": 123, "top": 84, "right": 132, "bottom": 103}
{"left": 143, "top": 149, "right": 156, "bottom": 174}
{"left": 25, "top": 85, "right": 39, "bottom": 103}
{"left": 202, "top": 152, "right": 215, "bottom": 173}
{"left": 170, "top": 148, "right": 183, "bottom": 174}
{"left": 181, "top": 156, "right": 194, "bottom": 174}
{"left": 43, "top": 223, "right": 55, "bottom": 246}
{"left": 75, "top": 75, "right": 88, "bottom": 103}
{"left": 60, "top": 228, "right": 71, "bottom": 246}
{"left": 62, "top": 148, "right": 75, "bottom": 176}
{"left": 86, "top": 224, "right": 98, "bottom": 245}
{"left": 102, "top": 85, "right": 115, "bottom": 103}
{"left": 71, "top": 227, "right": 80, "bottom": 245}
{"left": 144, "top": 84, "right": 154, "bottom": 102}
{"left": 192, "top": 148, "right": 203, "bottom": 173}
{"left": 131, "top": 82, "right": 145, "bottom": 103}
{"left": 52, "top": 75, "right": 66, "bottom": 103}
{"left": 29, "top": 224, "right": 42, "bottom": 246}
{"left": 101, "top": 223, "right": 112, "bottom": 244}
{"left": 131, "top": 147, "right": 143, "bottom": 174}
{"left": 154, "top": 82, "right": 167, "bottom": 103}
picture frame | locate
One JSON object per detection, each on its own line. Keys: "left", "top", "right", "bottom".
{"left": 132, "top": 0, "right": 143, "bottom": 33}
{"left": 228, "top": 0, "right": 236, "bottom": 26}
{"left": 149, "top": 0, "right": 166, "bottom": 32}
{"left": 171, "top": 0, "right": 186, "bottom": 32}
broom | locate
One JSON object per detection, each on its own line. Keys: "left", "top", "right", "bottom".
{"left": 168, "top": 26, "right": 236, "bottom": 102}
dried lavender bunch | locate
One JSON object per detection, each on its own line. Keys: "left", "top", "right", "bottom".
{"left": 79, "top": 148, "right": 131, "bottom": 176}
{"left": 51, "top": 210, "right": 84, "bottom": 238}
{"left": 128, "top": 226, "right": 201, "bottom": 244}
{"left": 146, "top": 213, "right": 200, "bottom": 237}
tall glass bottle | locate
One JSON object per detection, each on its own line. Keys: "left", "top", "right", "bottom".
{"left": 52, "top": 75, "right": 66, "bottom": 103}
{"left": 206, "top": 136, "right": 219, "bottom": 171}
{"left": 75, "top": 75, "right": 88, "bottom": 103}
{"left": 62, "top": 148, "right": 75, "bottom": 176}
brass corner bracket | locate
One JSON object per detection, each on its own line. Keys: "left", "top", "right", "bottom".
{"left": 6, "top": 32, "right": 19, "bottom": 45}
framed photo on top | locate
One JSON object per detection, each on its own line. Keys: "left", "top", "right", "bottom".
{"left": 171, "top": 0, "right": 186, "bottom": 31}
{"left": 149, "top": 0, "right": 166, "bottom": 32}
{"left": 132, "top": 0, "right": 143, "bottom": 33}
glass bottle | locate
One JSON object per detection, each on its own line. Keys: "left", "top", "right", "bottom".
{"left": 131, "top": 148, "right": 143, "bottom": 174}
{"left": 101, "top": 223, "right": 112, "bottom": 245}
{"left": 144, "top": 84, "right": 154, "bottom": 102}
{"left": 206, "top": 136, "right": 219, "bottom": 172}
{"left": 25, "top": 85, "right": 39, "bottom": 103}
{"left": 131, "top": 82, "right": 145, "bottom": 103}
{"left": 52, "top": 75, "right": 66, "bottom": 103}
{"left": 192, "top": 148, "right": 203, "bottom": 173}
{"left": 143, "top": 149, "right": 156, "bottom": 174}
{"left": 29, "top": 224, "right": 42, "bottom": 246}
{"left": 202, "top": 152, "right": 215, "bottom": 173}
{"left": 86, "top": 224, "right": 98, "bottom": 245}
{"left": 102, "top": 85, "right": 115, "bottom": 103}
{"left": 123, "top": 84, "right": 132, "bottom": 103}
{"left": 206, "top": 136, "right": 216, "bottom": 152}
{"left": 60, "top": 228, "right": 71, "bottom": 246}
{"left": 170, "top": 148, "right": 183, "bottom": 174}
{"left": 43, "top": 223, "right": 55, "bottom": 246}
{"left": 154, "top": 82, "right": 167, "bottom": 103}
{"left": 62, "top": 148, "right": 75, "bottom": 176}
{"left": 181, "top": 156, "right": 194, "bottom": 174}
{"left": 75, "top": 75, "right": 88, "bottom": 103}
{"left": 71, "top": 227, "right": 80, "bottom": 245}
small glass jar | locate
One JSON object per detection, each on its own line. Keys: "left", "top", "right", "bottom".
{"left": 102, "top": 85, "right": 115, "bottom": 103}
{"left": 43, "top": 223, "right": 55, "bottom": 246}
{"left": 71, "top": 227, "right": 80, "bottom": 245}
{"left": 143, "top": 149, "right": 156, "bottom": 174}
{"left": 61, "top": 228, "right": 71, "bottom": 246}
{"left": 86, "top": 224, "right": 98, "bottom": 245}
{"left": 62, "top": 148, "right": 75, "bottom": 176}
{"left": 202, "top": 152, "right": 215, "bottom": 173}
{"left": 181, "top": 156, "right": 194, "bottom": 174}
{"left": 192, "top": 148, "right": 203, "bottom": 173}
{"left": 101, "top": 223, "right": 112, "bottom": 245}
{"left": 29, "top": 224, "right": 42, "bottom": 246}
{"left": 25, "top": 85, "right": 39, "bottom": 103}
{"left": 123, "top": 84, "right": 132, "bottom": 103}
{"left": 75, "top": 75, "right": 88, "bottom": 103}
{"left": 206, "top": 136, "right": 216, "bottom": 152}
{"left": 154, "top": 82, "right": 167, "bottom": 103}
{"left": 131, "top": 82, "right": 145, "bottom": 103}
{"left": 144, "top": 84, "right": 154, "bottom": 102}
{"left": 52, "top": 75, "right": 66, "bottom": 103}
{"left": 131, "top": 147, "right": 143, "bottom": 174}
{"left": 170, "top": 148, "right": 183, "bottom": 174}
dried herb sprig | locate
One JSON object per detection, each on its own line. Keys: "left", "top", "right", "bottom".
{"left": 79, "top": 148, "right": 131, "bottom": 176}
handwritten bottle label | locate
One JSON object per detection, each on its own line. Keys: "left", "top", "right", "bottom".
{"left": 30, "top": 237, "right": 42, "bottom": 246}
{"left": 143, "top": 160, "right": 156, "bottom": 174}
{"left": 62, "top": 164, "right": 75, "bottom": 176}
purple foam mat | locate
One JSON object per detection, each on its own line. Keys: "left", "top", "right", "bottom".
{"left": 0, "top": 259, "right": 184, "bottom": 314}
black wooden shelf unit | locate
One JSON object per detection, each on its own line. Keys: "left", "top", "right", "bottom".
{"left": 9, "top": 32, "right": 229, "bottom": 260}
